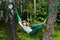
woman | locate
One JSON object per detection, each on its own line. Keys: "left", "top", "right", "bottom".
{"left": 19, "top": 20, "right": 42, "bottom": 35}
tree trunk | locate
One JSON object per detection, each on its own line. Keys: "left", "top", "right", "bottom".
{"left": 8, "top": 0, "right": 18, "bottom": 40}
{"left": 34, "top": 0, "right": 36, "bottom": 18}
{"left": 43, "top": 0, "right": 58, "bottom": 40}
{"left": 0, "top": 0, "right": 5, "bottom": 25}
{"left": 20, "top": 0, "right": 23, "bottom": 15}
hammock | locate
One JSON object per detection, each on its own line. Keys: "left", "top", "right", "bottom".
{"left": 14, "top": 2, "right": 57, "bottom": 35}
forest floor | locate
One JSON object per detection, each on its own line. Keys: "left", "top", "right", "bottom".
{"left": 18, "top": 29, "right": 60, "bottom": 40}
{"left": 18, "top": 24, "right": 60, "bottom": 40}
{"left": 54, "top": 30, "right": 60, "bottom": 40}
{"left": 0, "top": 22, "right": 60, "bottom": 40}
{"left": 54, "top": 24, "right": 60, "bottom": 40}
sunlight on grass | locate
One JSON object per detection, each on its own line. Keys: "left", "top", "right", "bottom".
{"left": 54, "top": 30, "right": 60, "bottom": 40}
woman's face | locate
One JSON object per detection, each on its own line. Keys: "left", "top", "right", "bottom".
{"left": 22, "top": 21, "right": 27, "bottom": 26}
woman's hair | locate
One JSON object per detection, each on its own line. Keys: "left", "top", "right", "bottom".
{"left": 22, "top": 20, "right": 27, "bottom": 23}
{"left": 22, "top": 20, "right": 29, "bottom": 26}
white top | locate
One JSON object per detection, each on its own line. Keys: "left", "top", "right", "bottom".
{"left": 19, "top": 21, "right": 32, "bottom": 34}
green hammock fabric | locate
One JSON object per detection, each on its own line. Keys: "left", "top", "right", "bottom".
{"left": 45, "top": 2, "right": 57, "bottom": 22}
{"left": 29, "top": 24, "right": 43, "bottom": 35}
{"left": 15, "top": 8, "right": 22, "bottom": 23}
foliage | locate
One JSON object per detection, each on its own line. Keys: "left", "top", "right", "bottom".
{"left": 0, "top": 0, "right": 60, "bottom": 40}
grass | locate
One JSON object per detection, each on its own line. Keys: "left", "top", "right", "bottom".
{"left": 18, "top": 28, "right": 60, "bottom": 40}
{"left": 17, "top": 22, "right": 60, "bottom": 40}
{"left": 54, "top": 25, "right": 60, "bottom": 40}
{"left": 54, "top": 30, "right": 60, "bottom": 40}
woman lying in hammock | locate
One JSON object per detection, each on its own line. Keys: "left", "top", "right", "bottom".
{"left": 19, "top": 20, "right": 43, "bottom": 35}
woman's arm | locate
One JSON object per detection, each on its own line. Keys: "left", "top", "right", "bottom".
{"left": 19, "top": 21, "right": 23, "bottom": 27}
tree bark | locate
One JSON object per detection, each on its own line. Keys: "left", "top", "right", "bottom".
{"left": 34, "top": 0, "right": 36, "bottom": 18}
{"left": 0, "top": 0, "right": 5, "bottom": 25}
{"left": 43, "top": 0, "right": 58, "bottom": 40}
{"left": 8, "top": 0, "right": 18, "bottom": 40}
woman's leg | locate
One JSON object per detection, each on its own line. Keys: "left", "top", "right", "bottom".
{"left": 29, "top": 24, "right": 43, "bottom": 35}
{"left": 31, "top": 24, "right": 42, "bottom": 30}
